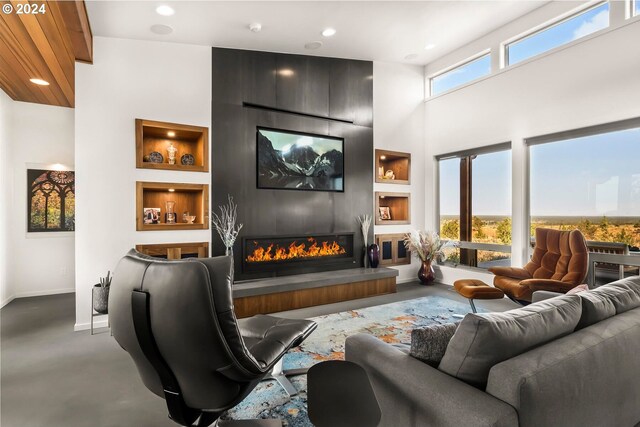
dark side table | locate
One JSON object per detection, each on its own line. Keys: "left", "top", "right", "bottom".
{"left": 308, "top": 360, "right": 381, "bottom": 427}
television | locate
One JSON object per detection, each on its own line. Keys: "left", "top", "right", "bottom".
{"left": 257, "top": 127, "right": 344, "bottom": 192}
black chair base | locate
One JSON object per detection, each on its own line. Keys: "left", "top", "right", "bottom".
{"left": 267, "top": 359, "right": 308, "bottom": 397}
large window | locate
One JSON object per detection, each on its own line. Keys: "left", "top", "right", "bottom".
{"left": 635, "top": 0, "right": 640, "bottom": 16}
{"left": 506, "top": 2, "right": 610, "bottom": 66}
{"left": 430, "top": 53, "right": 491, "bottom": 96}
{"left": 529, "top": 123, "right": 640, "bottom": 250}
{"left": 438, "top": 145, "right": 512, "bottom": 268}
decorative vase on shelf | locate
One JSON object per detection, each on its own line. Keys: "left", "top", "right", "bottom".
{"left": 368, "top": 243, "right": 380, "bottom": 268}
{"left": 418, "top": 260, "right": 435, "bottom": 285}
{"left": 165, "top": 200, "right": 176, "bottom": 224}
{"left": 92, "top": 284, "right": 109, "bottom": 314}
{"left": 362, "top": 245, "right": 368, "bottom": 268}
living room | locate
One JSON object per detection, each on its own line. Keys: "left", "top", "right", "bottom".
{"left": 1, "top": 1, "right": 639, "bottom": 426}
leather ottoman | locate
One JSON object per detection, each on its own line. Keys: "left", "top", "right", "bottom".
{"left": 454, "top": 279, "right": 505, "bottom": 313}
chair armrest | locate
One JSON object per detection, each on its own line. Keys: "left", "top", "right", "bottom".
{"left": 345, "top": 334, "right": 518, "bottom": 427}
{"left": 531, "top": 290, "right": 564, "bottom": 303}
{"left": 520, "top": 278, "right": 574, "bottom": 293}
{"left": 488, "top": 266, "right": 531, "bottom": 280}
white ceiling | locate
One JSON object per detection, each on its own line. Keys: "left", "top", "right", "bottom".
{"left": 86, "top": 1, "right": 549, "bottom": 65}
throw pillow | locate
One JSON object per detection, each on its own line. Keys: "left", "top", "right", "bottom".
{"left": 410, "top": 322, "right": 459, "bottom": 366}
{"left": 567, "top": 284, "right": 589, "bottom": 295}
{"left": 438, "top": 294, "right": 582, "bottom": 389}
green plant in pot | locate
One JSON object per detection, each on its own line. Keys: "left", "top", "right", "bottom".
{"left": 92, "top": 271, "right": 111, "bottom": 314}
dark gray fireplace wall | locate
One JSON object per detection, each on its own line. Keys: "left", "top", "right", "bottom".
{"left": 211, "top": 47, "right": 374, "bottom": 280}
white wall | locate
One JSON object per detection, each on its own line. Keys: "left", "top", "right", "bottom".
{"left": 0, "top": 91, "right": 76, "bottom": 307}
{"left": 424, "top": 16, "right": 640, "bottom": 284}
{"left": 373, "top": 61, "right": 425, "bottom": 282}
{"left": 0, "top": 90, "right": 12, "bottom": 306}
{"left": 74, "top": 37, "right": 212, "bottom": 330}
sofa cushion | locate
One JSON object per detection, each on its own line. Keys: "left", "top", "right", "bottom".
{"left": 410, "top": 322, "right": 459, "bottom": 367}
{"left": 577, "top": 291, "right": 616, "bottom": 329}
{"left": 590, "top": 283, "right": 640, "bottom": 314}
{"left": 606, "top": 276, "right": 640, "bottom": 296}
{"left": 438, "top": 294, "right": 582, "bottom": 388}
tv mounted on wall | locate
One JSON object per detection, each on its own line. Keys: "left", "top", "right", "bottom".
{"left": 257, "top": 127, "right": 344, "bottom": 192}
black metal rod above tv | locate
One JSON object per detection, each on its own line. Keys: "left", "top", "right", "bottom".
{"left": 242, "top": 101, "right": 354, "bottom": 124}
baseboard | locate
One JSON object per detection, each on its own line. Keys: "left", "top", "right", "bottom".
{"left": 1, "top": 295, "right": 15, "bottom": 308}
{"left": 14, "top": 288, "right": 75, "bottom": 298}
{"left": 74, "top": 316, "right": 108, "bottom": 332}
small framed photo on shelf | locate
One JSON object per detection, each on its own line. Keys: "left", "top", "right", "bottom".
{"left": 143, "top": 208, "right": 161, "bottom": 224}
{"left": 378, "top": 206, "right": 391, "bottom": 221}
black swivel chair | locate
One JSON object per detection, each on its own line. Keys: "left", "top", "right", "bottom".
{"left": 109, "top": 250, "right": 317, "bottom": 427}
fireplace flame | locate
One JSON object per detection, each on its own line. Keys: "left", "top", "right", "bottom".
{"left": 246, "top": 237, "right": 347, "bottom": 262}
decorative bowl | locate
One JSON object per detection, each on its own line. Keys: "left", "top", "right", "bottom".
{"left": 181, "top": 153, "right": 195, "bottom": 165}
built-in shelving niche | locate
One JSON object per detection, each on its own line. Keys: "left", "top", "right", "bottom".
{"left": 375, "top": 149, "right": 410, "bottom": 185}
{"left": 135, "top": 242, "right": 209, "bottom": 259}
{"left": 136, "top": 182, "right": 209, "bottom": 231}
{"left": 136, "top": 119, "right": 209, "bottom": 172}
{"left": 375, "top": 192, "right": 410, "bottom": 225}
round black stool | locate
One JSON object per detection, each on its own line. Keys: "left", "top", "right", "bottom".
{"left": 308, "top": 360, "right": 381, "bottom": 427}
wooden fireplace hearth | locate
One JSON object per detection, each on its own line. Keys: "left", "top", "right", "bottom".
{"left": 232, "top": 268, "right": 398, "bottom": 318}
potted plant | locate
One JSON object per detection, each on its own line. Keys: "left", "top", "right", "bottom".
{"left": 403, "top": 231, "right": 456, "bottom": 285}
{"left": 92, "top": 271, "right": 111, "bottom": 314}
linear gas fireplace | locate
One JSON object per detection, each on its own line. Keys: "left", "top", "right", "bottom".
{"left": 242, "top": 233, "right": 355, "bottom": 275}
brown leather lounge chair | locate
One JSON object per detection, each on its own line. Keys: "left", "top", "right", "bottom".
{"left": 109, "top": 250, "right": 317, "bottom": 426}
{"left": 489, "top": 228, "right": 589, "bottom": 304}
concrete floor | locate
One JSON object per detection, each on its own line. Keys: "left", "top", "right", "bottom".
{"left": 1, "top": 282, "right": 517, "bottom": 427}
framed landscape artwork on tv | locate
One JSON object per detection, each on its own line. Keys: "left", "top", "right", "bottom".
{"left": 257, "top": 127, "right": 344, "bottom": 192}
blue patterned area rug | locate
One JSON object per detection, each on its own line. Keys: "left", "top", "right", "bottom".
{"left": 224, "top": 295, "right": 475, "bottom": 426}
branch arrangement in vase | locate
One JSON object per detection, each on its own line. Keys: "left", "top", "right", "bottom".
{"left": 403, "top": 230, "right": 456, "bottom": 263}
{"left": 211, "top": 195, "right": 243, "bottom": 255}
{"left": 356, "top": 214, "right": 372, "bottom": 247}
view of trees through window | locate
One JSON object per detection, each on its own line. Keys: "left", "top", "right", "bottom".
{"left": 439, "top": 149, "right": 512, "bottom": 267}
{"left": 530, "top": 127, "right": 640, "bottom": 248}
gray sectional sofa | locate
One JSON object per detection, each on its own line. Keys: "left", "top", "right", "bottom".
{"left": 345, "top": 276, "right": 640, "bottom": 427}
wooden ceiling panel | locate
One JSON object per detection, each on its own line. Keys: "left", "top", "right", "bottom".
{"left": 57, "top": 0, "right": 92, "bottom": 63}
{"left": 0, "top": 0, "right": 92, "bottom": 108}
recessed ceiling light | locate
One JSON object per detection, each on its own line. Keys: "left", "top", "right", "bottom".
{"left": 321, "top": 28, "right": 336, "bottom": 37}
{"left": 168, "top": 188, "right": 175, "bottom": 192}
{"left": 167, "top": 131, "right": 175, "bottom": 137}
{"left": 404, "top": 54, "right": 418, "bottom": 60}
{"left": 156, "top": 5, "right": 174, "bottom": 16}
{"left": 380, "top": 155, "right": 387, "bottom": 160}
{"left": 30, "top": 78, "right": 49, "bottom": 86}
{"left": 278, "top": 69, "right": 295, "bottom": 77}
{"left": 150, "top": 24, "right": 173, "bottom": 35}
{"left": 305, "top": 41, "right": 323, "bottom": 50}
{"left": 249, "top": 23, "right": 262, "bottom": 33}
{"left": 424, "top": 44, "right": 436, "bottom": 50}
